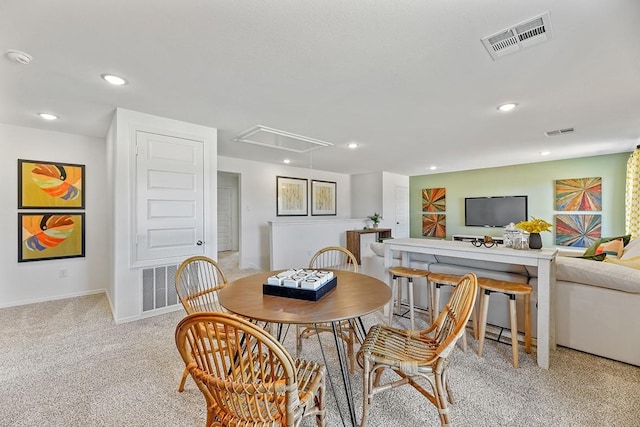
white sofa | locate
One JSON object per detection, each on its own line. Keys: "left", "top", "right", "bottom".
{"left": 361, "top": 238, "right": 640, "bottom": 366}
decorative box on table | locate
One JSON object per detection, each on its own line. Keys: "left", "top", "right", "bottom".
{"left": 263, "top": 269, "right": 337, "bottom": 301}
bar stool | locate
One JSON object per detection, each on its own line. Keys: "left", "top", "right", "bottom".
{"left": 387, "top": 266, "right": 429, "bottom": 330}
{"left": 428, "top": 272, "right": 470, "bottom": 351}
{"left": 476, "top": 277, "right": 532, "bottom": 368}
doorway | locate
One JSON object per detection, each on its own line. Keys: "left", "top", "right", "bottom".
{"left": 217, "top": 172, "right": 240, "bottom": 252}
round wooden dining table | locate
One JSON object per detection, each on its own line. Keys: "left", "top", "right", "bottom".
{"left": 218, "top": 269, "right": 391, "bottom": 427}
{"left": 218, "top": 269, "right": 391, "bottom": 324}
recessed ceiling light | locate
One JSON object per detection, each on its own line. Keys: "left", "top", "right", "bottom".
{"left": 38, "top": 113, "right": 58, "bottom": 121}
{"left": 6, "top": 49, "right": 32, "bottom": 65}
{"left": 429, "top": 166, "right": 437, "bottom": 170}
{"left": 101, "top": 74, "right": 127, "bottom": 86}
{"left": 348, "top": 142, "right": 358, "bottom": 149}
{"left": 540, "top": 151, "right": 550, "bottom": 156}
{"left": 283, "top": 159, "right": 291, "bottom": 164}
{"left": 497, "top": 103, "right": 518, "bottom": 112}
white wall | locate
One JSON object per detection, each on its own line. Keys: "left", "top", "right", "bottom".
{"left": 0, "top": 123, "right": 108, "bottom": 308}
{"left": 218, "top": 156, "right": 353, "bottom": 270}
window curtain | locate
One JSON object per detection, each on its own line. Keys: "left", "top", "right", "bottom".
{"left": 626, "top": 145, "right": 640, "bottom": 239}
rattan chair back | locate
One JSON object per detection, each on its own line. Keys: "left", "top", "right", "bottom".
{"left": 175, "top": 256, "right": 228, "bottom": 314}
{"left": 176, "top": 312, "right": 326, "bottom": 427}
{"left": 308, "top": 246, "right": 358, "bottom": 272}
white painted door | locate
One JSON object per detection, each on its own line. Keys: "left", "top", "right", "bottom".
{"left": 217, "top": 187, "right": 232, "bottom": 251}
{"left": 394, "top": 186, "right": 409, "bottom": 238}
{"left": 135, "top": 131, "right": 205, "bottom": 263}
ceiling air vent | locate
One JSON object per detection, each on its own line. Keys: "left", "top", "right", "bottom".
{"left": 545, "top": 127, "right": 575, "bottom": 137}
{"left": 481, "top": 12, "right": 552, "bottom": 60}
{"left": 231, "top": 125, "right": 333, "bottom": 153}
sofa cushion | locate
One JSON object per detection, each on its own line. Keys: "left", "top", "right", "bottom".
{"left": 604, "top": 255, "right": 640, "bottom": 270}
{"left": 556, "top": 256, "right": 640, "bottom": 294}
{"left": 622, "top": 238, "right": 640, "bottom": 259}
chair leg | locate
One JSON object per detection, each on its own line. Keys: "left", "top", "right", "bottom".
{"left": 524, "top": 293, "right": 532, "bottom": 354}
{"left": 396, "top": 277, "right": 403, "bottom": 315}
{"left": 509, "top": 295, "right": 519, "bottom": 368}
{"left": 360, "top": 356, "right": 372, "bottom": 427}
{"left": 434, "top": 369, "right": 451, "bottom": 426}
{"left": 316, "top": 370, "right": 326, "bottom": 427}
{"left": 408, "top": 278, "right": 415, "bottom": 330}
{"left": 178, "top": 366, "right": 189, "bottom": 392}
{"left": 477, "top": 290, "right": 491, "bottom": 356}
{"left": 433, "top": 283, "right": 441, "bottom": 325}
{"left": 388, "top": 273, "right": 397, "bottom": 325}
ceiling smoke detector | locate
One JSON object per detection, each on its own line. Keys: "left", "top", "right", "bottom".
{"left": 232, "top": 125, "right": 333, "bottom": 153}
{"left": 545, "top": 127, "right": 575, "bottom": 137}
{"left": 6, "top": 49, "right": 33, "bottom": 65}
{"left": 481, "top": 12, "right": 552, "bottom": 60}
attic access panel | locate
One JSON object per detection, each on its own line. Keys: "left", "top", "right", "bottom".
{"left": 231, "top": 125, "right": 333, "bottom": 153}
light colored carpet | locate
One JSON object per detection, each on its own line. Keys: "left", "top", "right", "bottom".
{"left": 1, "top": 256, "right": 639, "bottom": 426}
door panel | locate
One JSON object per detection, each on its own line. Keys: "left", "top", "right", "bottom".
{"left": 135, "top": 131, "right": 205, "bottom": 263}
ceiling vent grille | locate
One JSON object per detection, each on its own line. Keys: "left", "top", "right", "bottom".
{"left": 545, "top": 127, "right": 575, "bottom": 137}
{"left": 232, "top": 125, "right": 333, "bottom": 153}
{"left": 481, "top": 12, "right": 552, "bottom": 60}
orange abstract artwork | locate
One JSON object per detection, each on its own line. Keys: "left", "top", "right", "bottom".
{"left": 19, "top": 213, "right": 85, "bottom": 262}
{"left": 422, "top": 213, "right": 446, "bottom": 238}
{"left": 19, "top": 159, "right": 85, "bottom": 209}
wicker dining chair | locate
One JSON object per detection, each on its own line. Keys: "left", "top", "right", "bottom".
{"left": 176, "top": 312, "right": 326, "bottom": 427}
{"left": 357, "top": 273, "right": 478, "bottom": 426}
{"left": 174, "top": 255, "right": 229, "bottom": 392}
{"left": 296, "top": 246, "right": 359, "bottom": 373}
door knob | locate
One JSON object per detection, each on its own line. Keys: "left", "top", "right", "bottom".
{"left": 196, "top": 240, "right": 203, "bottom": 246}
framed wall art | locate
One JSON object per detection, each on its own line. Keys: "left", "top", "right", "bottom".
{"left": 18, "top": 159, "right": 85, "bottom": 209}
{"left": 555, "top": 213, "right": 602, "bottom": 247}
{"left": 422, "top": 187, "right": 446, "bottom": 212}
{"left": 311, "top": 180, "right": 336, "bottom": 216}
{"left": 18, "top": 212, "right": 85, "bottom": 262}
{"left": 276, "top": 176, "right": 308, "bottom": 216}
{"left": 422, "top": 213, "right": 446, "bottom": 238}
{"left": 555, "top": 177, "right": 602, "bottom": 211}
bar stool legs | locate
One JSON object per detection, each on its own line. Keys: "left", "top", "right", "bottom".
{"left": 477, "top": 278, "right": 532, "bottom": 368}
{"left": 388, "top": 266, "right": 429, "bottom": 330}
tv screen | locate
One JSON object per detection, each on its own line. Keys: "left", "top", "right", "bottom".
{"left": 465, "top": 196, "right": 528, "bottom": 227}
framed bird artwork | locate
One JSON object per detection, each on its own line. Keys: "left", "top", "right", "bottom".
{"left": 18, "top": 159, "right": 85, "bottom": 209}
{"left": 18, "top": 212, "right": 85, "bottom": 262}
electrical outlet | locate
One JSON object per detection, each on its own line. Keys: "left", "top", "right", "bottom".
{"left": 59, "top": 268, "right": 68, "bottom": 278}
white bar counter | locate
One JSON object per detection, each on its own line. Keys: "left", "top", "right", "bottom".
{"left": 384, "top": 237, "right": 558, "bottom": 369}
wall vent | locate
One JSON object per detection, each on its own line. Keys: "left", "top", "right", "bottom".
{"left": 481, "top": 12, "right": 552, "bottom": 60}
{"left": 545, "top": 127, "right": 575, "bottom": 137}
{"left": 142, "top": 264, "right": 179, "bottom": 312}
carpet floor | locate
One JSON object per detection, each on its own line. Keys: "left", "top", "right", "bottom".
{"left": 1, "top": 254, "right": 639, "bottom": 426}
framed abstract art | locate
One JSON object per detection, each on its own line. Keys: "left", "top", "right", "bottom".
{"left": 555, "top": 213, "right": 602, "bottom": 247}
{"left": 18, "top": 212, "right": 85, "bottom": 262}
{"left": 276, "top": 176, "right": 308, "bottom": 216}
{"left": 18, "top": 159, "right": 85, "bottom": 209}
{"left": 555, "top": 177, "right": 602, "bottom": 211}
{"left": 311, "top": 180, "right": 336, "bottom": 216}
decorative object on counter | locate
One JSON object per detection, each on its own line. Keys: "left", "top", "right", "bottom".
{"left": 367, "top": 212, "right": 382, "bottom": 228}
{"left": 472, "top": 235, "right": 498, "bottom": 248}
{"left": 515, "top": 217, "right": 552, "bottom": 249}
{"left": 503, "top": 223, "right": 519, "bottom": 248}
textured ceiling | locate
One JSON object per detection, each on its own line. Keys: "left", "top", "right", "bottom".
{"left": 1, "top": 0, "right": 639, "bottom": 176}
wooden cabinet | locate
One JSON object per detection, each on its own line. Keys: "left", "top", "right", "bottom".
{"left": 346, "top": 228, "right": 392, "bottom": 264}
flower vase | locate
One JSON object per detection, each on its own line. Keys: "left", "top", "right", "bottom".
{"left": 529, "top": 232, "right": 543, "bottom": 249}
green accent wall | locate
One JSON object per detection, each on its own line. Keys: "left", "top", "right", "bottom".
{"left": 410, "top": 153, "right": 630, "bottom": 248}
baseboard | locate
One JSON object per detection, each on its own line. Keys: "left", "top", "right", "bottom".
{"left": 0, "top": 289, "right": 107, "bottom": 310}
{"left": 114, "top": 303, "right": 183, "bottom": 324}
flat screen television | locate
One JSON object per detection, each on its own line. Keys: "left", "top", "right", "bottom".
{"left": 464, "top": 196, "right": 528, "bottom": 227}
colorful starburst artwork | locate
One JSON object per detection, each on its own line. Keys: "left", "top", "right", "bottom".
{"left": 555, "top": 177, "right": 602, "bottom": 211}
{"left": 555, "top": 214, "right": 602, "bottom": 247}
{"left": 422, "top": 188, "right": 446, "bottom": 212}
{"left": 422, "top": 213, "right": 446, "bottom": 238}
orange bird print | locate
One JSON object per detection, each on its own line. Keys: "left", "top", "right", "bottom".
{"left": 23, "top": 214, "right": 76, "bottom": 252}
{"left": 30, "top": 163, "right": 82, "bottom": 201}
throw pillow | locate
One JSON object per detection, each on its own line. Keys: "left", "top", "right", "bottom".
{"left": 622, "top": 238, "right": 640, "bottom": 260}
{"left": 595, "top": 238, "right": 624, "bottom": 258}
{"left": 583, "top": 234, "right": 632, "bottom": 257}
{"left": 577, "top": 253, "right": 607, "bottom": 261}
{"left": 370, "top": 242, "right": 385, "bottom": 257}
{"left": 604, "top": 255, "right": 640, "bottom": 270}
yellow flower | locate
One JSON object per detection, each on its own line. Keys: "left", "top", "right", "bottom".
{"left": 515, "top": 217, "right": 552, "bottom": 233}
